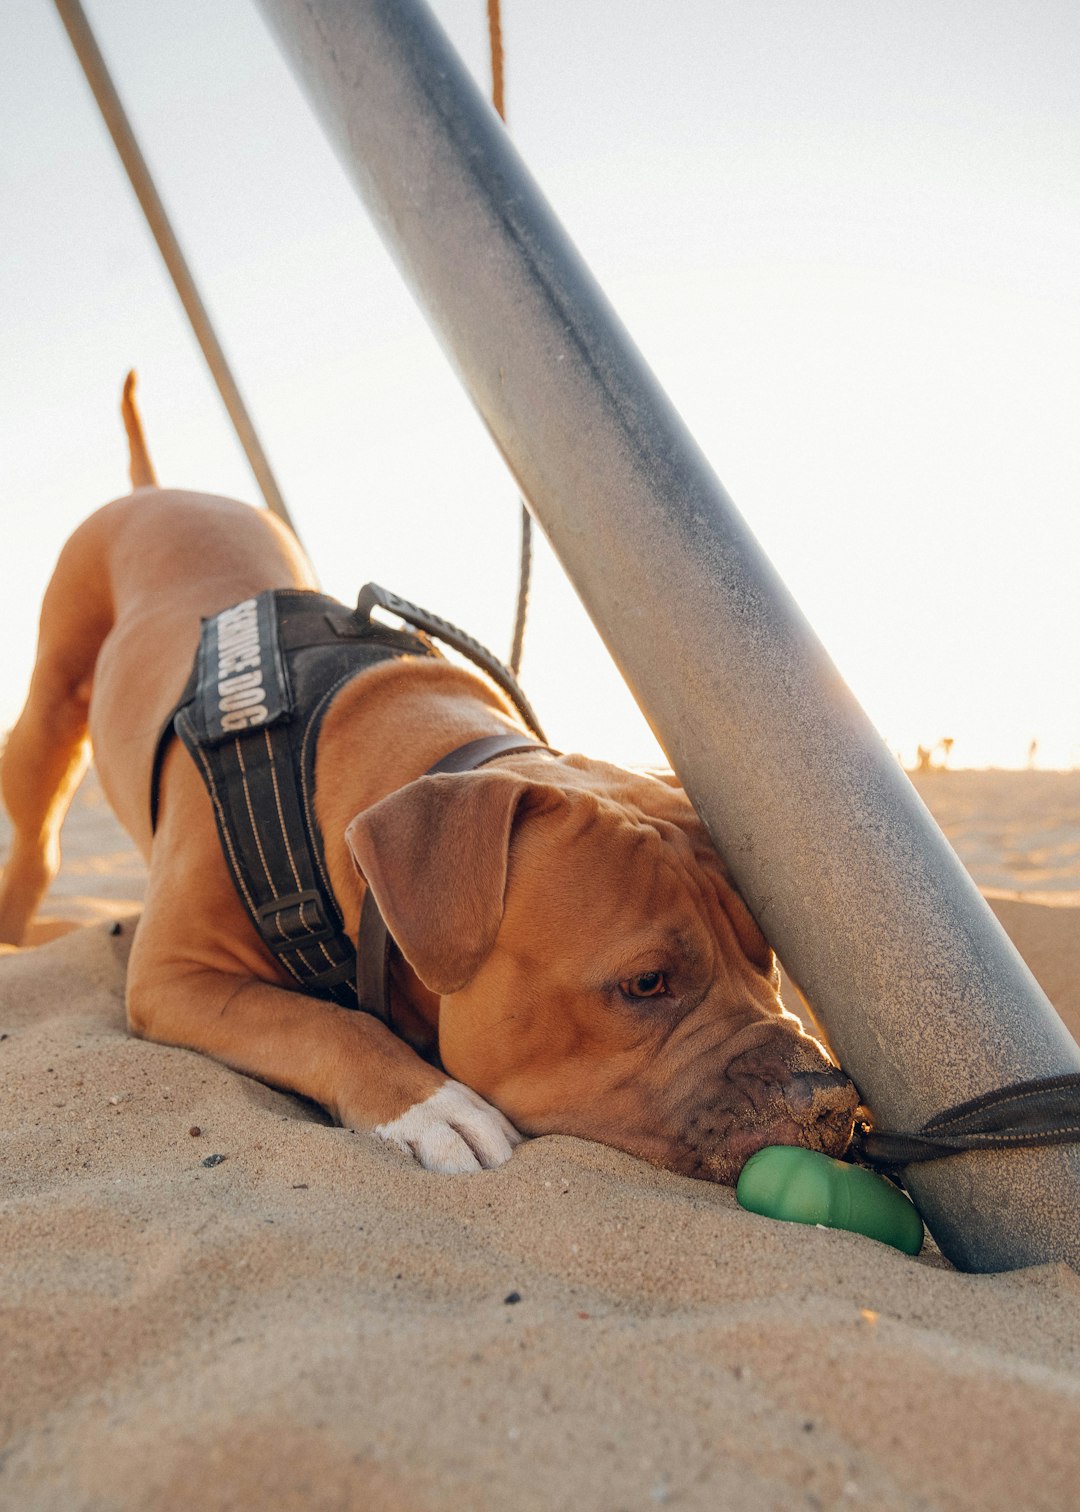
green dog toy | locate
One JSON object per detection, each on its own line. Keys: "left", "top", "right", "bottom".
{"left": 736, "top": 1145, "right": 924, "bottom": 1255}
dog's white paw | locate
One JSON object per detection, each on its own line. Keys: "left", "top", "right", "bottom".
{"left": 372, "top": 1081, "right": 522, "bottom": 1173}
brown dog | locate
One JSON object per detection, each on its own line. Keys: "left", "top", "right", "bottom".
{"left": 0, "top": 378, "right": 858, "bottom": 1181}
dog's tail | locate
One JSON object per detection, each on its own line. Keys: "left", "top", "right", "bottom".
{"left": 121, "top": 370, "right": 158, "bottom": 489}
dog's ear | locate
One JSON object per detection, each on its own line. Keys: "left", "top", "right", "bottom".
{"left": 344, "top": 769, "right": 534, "bottom": 995}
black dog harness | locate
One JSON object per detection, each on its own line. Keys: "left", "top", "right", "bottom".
{"left": 151, "top": 583, "right": 548, "bottom": 1018}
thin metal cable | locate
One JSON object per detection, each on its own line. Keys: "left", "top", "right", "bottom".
{"left": 486, "top": 0, "right": 506, "bottom": 120}
{"left": 487, "top": 0, "right": 532, "bottom": 676}
{"left": 509, "top": 503, "right": 533, "bottom": 677}
{"left": 53, "top": 0, "right": 298, "bottom": 537}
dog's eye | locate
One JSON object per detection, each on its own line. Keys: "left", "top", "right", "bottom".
{"left": 622, "top": 971, "right": 667, "bottom": 999}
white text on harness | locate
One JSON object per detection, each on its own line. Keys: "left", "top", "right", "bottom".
{"left": 215, "top": 599, "right": 270, "bottom": 731}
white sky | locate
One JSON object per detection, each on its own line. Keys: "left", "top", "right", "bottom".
{"left": 3, "top": 0, "right": 1078, "bottom": 768}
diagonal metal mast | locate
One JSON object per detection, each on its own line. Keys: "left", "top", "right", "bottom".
{"left": 256, "top": 0, "right": 1080, "bottom": 1272}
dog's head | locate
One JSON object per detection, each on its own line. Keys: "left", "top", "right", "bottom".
{"left": 346, "top": 752, "right": 858, "bottom": 1183}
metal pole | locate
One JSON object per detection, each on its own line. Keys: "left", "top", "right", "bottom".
{"left": 53, "top": 0, "right": 298, "bottom": 535}
{"left": 257, "top": 0, "right": 1080, "bottom": 1271}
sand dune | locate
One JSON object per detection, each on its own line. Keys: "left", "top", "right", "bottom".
{"left": 2, "top": 767, "right": 1079, "bottom": 1509}
{"left": 911, "top": 768, "right": 1080, "bottom": 908}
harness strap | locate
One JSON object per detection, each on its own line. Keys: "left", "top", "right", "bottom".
{"left": 167, "top": 589, "right": 436, "bottom": 1008}
{"left": 355, "top": 733, "right": 555, "bottom": 1026}
{"left": 853, "top": 1072, "right": 1080, "bottom": 1166}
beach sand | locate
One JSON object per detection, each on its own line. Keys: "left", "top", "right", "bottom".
{"left": 2, "top": 767, "right": 1079, "bottom": 1509}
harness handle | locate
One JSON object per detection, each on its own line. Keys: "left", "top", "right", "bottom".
{"left": 356, "top": 583, "right": 546, "bottom": 743}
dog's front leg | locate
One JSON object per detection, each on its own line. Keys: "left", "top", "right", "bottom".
{"left": 126, "top": 955, "right": 520, "bottom": 1173}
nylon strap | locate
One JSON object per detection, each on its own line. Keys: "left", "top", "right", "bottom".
{"left": 171, "top": 588, "right": 435, "bottom": 1008}
{"left": 854, "top": 1072, "right": 1080, "bottom": 1166}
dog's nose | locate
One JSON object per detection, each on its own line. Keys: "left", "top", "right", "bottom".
{"left": 782, "top": 1067, "right": 860, "bottom": 1155}
{"left": 783, "top": 1066, "right": 856, "bottom": 1116}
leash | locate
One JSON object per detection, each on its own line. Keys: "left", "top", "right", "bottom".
{"left": 852, "top": 1072, "right": 1080, "bottom": 1167}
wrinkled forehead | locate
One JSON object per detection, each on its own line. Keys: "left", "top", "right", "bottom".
{"left": 544, "top": 754, "right": 696, "bottom": 812}
{"left": 499, "top": 757, "right": 774, "bottom": 974}
{"left": 513, "top": 755, "right": 710, "bottom": 841}
{"left": 504, "top": 779, "right": 718, "bottom": 939}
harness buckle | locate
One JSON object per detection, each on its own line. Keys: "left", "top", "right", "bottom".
{"left": 255, "top": 890, "right": 339, "bottom": 949}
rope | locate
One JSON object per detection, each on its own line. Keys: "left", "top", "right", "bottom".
{"left": 854, "top": 1072, "right": 1080, "bottom": 1167}
{"left": 486, "top": 0, "right": 533, "bottom": 676}
{"left": 509, "top": 499, "right": 533, "bottom": 677}
{"left": 487, "top": 0, "right": 506, "bottom": 121}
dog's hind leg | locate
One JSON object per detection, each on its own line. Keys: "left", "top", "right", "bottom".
{"left": 0, "top": 518, "right": 115, "bottom": 944}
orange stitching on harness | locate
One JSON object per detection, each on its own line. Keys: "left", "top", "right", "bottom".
{"left": 189, "top": 743, "right": 259, "bottom": 916}
{"left": 188, "top": 742, "right": 304, "bottom": 988}
{"left": 235, "top": 736, "right": 275, "bottom": 893}
{"left": 263, "top": 726, "right": 304, "bottom": 896}
{"left": 299, "top": 669, "right": 359, "bottom": 904}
